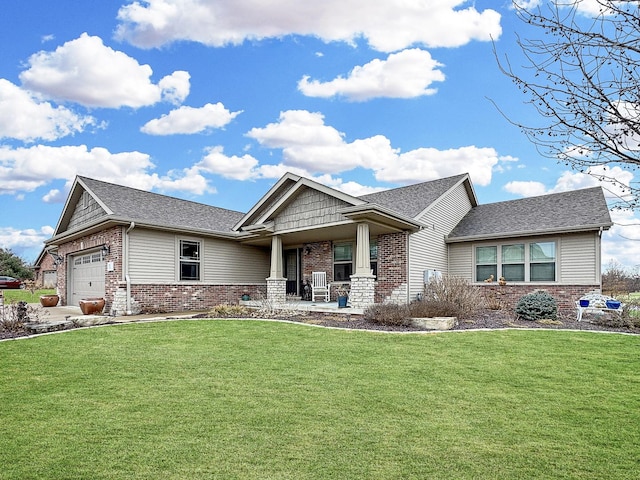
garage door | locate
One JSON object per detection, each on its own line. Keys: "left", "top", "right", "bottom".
{"left": 70, "top": 251, "right": 105, "bottom": 306}
{"left": 42, "top": 270, "right": 57, "bottom": 289}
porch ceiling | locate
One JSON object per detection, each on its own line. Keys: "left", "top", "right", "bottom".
{"left": 239, "top": 221, "right": 407, "bottom": 247}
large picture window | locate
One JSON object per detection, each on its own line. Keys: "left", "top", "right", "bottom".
{"left": 475, "top": 241, "right": 556, "bottom": 283}
{"left": 179, "top": 239, "right": 200, "bottom": 281}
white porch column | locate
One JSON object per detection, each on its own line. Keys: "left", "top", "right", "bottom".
{"left": 354, "top": 222, "right": 371, "bottom": 275}
{"left": 350, "top": 222, "right": 375, "bottom": 308}
{"left": 267, "top": 235, "right": 286, "bottom": 304}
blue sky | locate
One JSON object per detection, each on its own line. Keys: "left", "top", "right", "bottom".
{"left": 1, "top": 0, "right": 638, "bottom": 271}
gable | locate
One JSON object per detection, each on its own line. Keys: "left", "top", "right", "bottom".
{"left": 273, "top": 187, "right": 353, "bottom": 232}
{"left": 67, "top": 189, "right": 108, "bottom": 231}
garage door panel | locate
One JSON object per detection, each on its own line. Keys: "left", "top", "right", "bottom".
{"left": 71, "top": 252, "right": 105, "bottom": 306}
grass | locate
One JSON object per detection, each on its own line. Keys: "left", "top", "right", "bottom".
{"left": 1, "top": 288, "right": 55, "bottom": 304}
{"left": 1, "top": 320, "right": 639, "bottom": 479}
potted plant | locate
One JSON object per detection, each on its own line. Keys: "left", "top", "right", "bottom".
{"left": 79, "top": 298, "right": 105, "bottom": 315}
{"left": 335, "top": 285, "right": 349, "bottom": 308}
{"left": 39, "top": 294, "right": 60, "bottom": 307}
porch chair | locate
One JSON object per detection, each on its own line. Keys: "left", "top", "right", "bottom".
{"left": 311, "top": 271, "right": 330, "bottom": 302}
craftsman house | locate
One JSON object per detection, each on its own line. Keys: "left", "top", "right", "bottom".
{"left": 43, "top": 172, "right": 612, "bottom": 315}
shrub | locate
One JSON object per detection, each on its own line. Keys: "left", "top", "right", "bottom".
{"left": 408, "top": 300, "right": 462, "bottom": 318}
{"left": 1, "top": 301, "right": 43, "bottom": 332}
{"left": 515, "top": 291, "right": 557, "bottom": 321}
{"left": 363, "top": 303, "right": 410, "bottom": 327}
{"left": 208, "top": 305, "right": 251, "bottom": 318}
{"left": 422, "top": 275, "right": 485, "bottom": 318}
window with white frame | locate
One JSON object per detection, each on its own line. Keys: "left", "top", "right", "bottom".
{"left": 475, "top": 241, "right": 556, "bottom": 282}
{"left": 179, "top": 239, "right": 200, "bottom": 281}
{"left": 333, "top": 239, "right": 378, "bottom": 281}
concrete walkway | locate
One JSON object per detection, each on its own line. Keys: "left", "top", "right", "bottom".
{"left": 25, "top": 300, "right": 363, "bottom": 334}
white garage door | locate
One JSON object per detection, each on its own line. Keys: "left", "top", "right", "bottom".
{"left": 70, "top": 251, "right": 105, "bottom": 306}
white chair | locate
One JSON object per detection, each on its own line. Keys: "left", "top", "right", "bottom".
{"left": 311, "top": 271, "right": 330, "bottom": 302}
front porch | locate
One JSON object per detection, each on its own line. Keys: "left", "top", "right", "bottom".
{"left": 240, "top": 298, "right": 366, "bottom": 316}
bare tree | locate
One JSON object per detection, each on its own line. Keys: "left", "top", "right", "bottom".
{"left": 497, "top": 0, "right": 640, "bottom": 208}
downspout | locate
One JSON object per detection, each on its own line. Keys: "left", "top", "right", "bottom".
{"left": 125, "top": 222, "right": 135, "bottom": 314}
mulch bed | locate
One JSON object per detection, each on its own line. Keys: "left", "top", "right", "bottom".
{"left": 277, "top": 308, "right": 640, "bottom": 334}
{"left": 2, "top": 308, "right": 638, "bottom": 340}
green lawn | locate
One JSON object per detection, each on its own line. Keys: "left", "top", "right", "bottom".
{"left": 1, "top": 288, "right": 55, "bottom": 304}
{"left": 1, "top": 320, "right": 639, "bottom": 479}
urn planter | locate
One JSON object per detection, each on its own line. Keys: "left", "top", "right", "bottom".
{"left": 39, "top": 294, "right": 60, "bottom": 307}
{"left": 79, "top": 298, "right": 105, "bottom": 315}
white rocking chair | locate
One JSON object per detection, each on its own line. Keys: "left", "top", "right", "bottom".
{"left": 311, "top": 271, "right": 330, "bottom": 302}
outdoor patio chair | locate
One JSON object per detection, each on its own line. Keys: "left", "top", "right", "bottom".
{"left": 311, "top": 271, "right": 330, "bottom": 302}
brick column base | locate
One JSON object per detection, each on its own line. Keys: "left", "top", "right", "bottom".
{"left": 349, "top": 274, "right": 375, "bottom": 309}
{"left": 266, "top": 277, "right": 287, "bottom": 304}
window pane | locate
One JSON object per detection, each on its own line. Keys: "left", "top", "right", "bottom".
{"left": 180, "top": 261, "right": 200, "bottom": 280}
{"left": 181, "top": 240, "right": 199, "bottom": 260}
{"left": 370, "top": 240, "right": 378, "bottom": 261}
{"left": 371, "top": 261, "right": 377, "bottom": 277}
{"left": 334, "top": 243, "right": 352, "bottom": 262}
{"left": 476, "top": 265, "right": 497, "bottom": 282}
{"left": 502, "top": 264, "right": 524, "bottom": 282}
{"left": 334, "top": 263, "right": 352, "bottom": 281}
{"left": 502, "top": 244, "right": 524, "bottom": 263}
{"left": 530, "top": 242, "right": 555, "bottom": 261}
{"left": 531, "top": 263, "right": 555, "bottom": 281}
{"left": 476, "top": 246, "right": 497, "bottom": 264}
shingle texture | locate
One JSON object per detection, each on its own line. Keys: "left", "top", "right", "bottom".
{"left": 448, "top": 187, "right": 611, "bottom": 240}
{"left": 79, "top": 176, "right": 244, "bottom": 233}
{"left": 358, "top": 174, "right": 467, "bottom": 218}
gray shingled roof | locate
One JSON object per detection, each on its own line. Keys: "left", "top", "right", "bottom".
{"left": 358, "top": 173, "right": 469, "bottom": 218}
{"left": 79, "top": 176, "right": 244, "bottom": 233}
{"left": 447, "top": 187, "right": 612, "bottom": 241}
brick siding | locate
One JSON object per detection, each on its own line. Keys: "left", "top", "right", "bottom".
{"left": 130, "top": 284, "right": 267, "bottom": 313}
{"left": 480, "top": 283, "right": 601, "bottom": 316}
{"left": 375, "top": 232, "right": 408, "bottom": 303}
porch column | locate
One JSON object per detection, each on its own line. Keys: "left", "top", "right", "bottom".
{"left": 350, "top": 222, "right": 375, "bottom": 308}
{"left": 266, "top": 235, "right": 286, "bottom": 304}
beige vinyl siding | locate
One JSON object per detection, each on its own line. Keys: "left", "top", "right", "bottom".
{"left": 129, "top": 229, "right": 176, "bottom": 282}
{"left": 559, "top": 232, "right": 599, "bottom": 284}
{"left": 129, "top": 228, "right": 270, "bottom": 284}
{"left": 408, "top": 182, "right": 473, "bottom": 299}
{"left": 203, "top": 240, "right": 270, "bottom": 284}
{"left": 448, "top": 243, "right": 473, "bottom": 280}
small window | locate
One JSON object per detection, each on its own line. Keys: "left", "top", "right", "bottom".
{"left": 530, "top": 242, "right": 556, "bottom": 281}
{"left": 333, "top": 243, "right": 353, "bottom": 281}
{"left": 370, "top": 240, "right": 378, "bottom": 277}
{"left": 180, "top": 240, "right": 200, "bottom": 281}
{"left": 476, "top": 246, "right": 497, "bottom": 281}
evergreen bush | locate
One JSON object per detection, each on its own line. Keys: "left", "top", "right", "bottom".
{"left": 515, "top": 291, "right": 557, "bottom": 321}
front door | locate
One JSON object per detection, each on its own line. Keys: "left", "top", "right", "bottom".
{"left": 284, "top": 249, "right": 299, "bottom": 296}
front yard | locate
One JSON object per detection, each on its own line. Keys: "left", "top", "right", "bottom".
{"left": 1, "top": 320, "right": 639, "bottom": 479}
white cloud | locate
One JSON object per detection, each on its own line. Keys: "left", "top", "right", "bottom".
{"left": 0, "top": 79, "right": 96, "bottom": 142}
{"left": 19, "top": 33, "right": 190, "bottom": 108}
{"left": 195, "top": 146, "right": 260, "bottom": 180}
{"left": 0, "top": 226, "right": 53, "bottom": 257}
{"left": 298, "top": 49, "right": 445, "bottom": 101}
{"left": 116, "top": 0, "right": 501, "bottom": 52}
{"left": 0, "top": 144, "right": 211, "bottom": 200}
{"left": 246, "top": 109, "right": 508, "bottom": 186}
{"left": 141, "top": 103, "right": 242, "bottom": 135}
{"left": 602, "top": 209, "right": 640, "bottom": 271}
{"left": 503, "top": 180, "right": 547, "bottom": 197}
